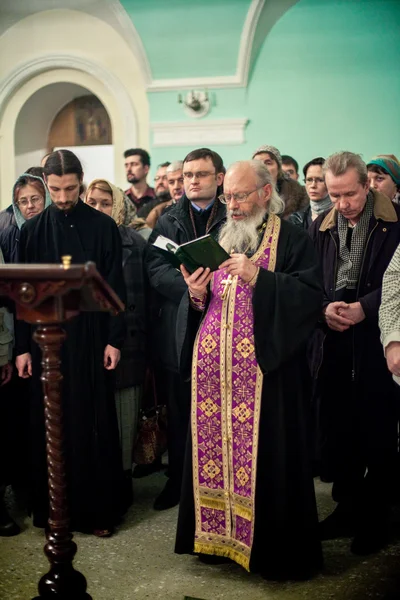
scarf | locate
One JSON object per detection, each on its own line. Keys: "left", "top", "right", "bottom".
{"left": 310, "top": 195, "right": 332, "bottom": 216}
{"left": 85, "top": 179, "right": 137, "bottom": 226}
{"left": 12, "top": 173, "right": 52, "bottom": 230}
{"left": 335, "top": 192, "right": 374, "bottom": 291}
{"left": 367, "top": 157, "right": 400, "bottom": 186}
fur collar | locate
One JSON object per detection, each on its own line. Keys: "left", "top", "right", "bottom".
{"left": 319, "top": 190, "right": 398, "bottom": 231}
{"left": 278, "top": 177, "right": 309, "bottom": 218}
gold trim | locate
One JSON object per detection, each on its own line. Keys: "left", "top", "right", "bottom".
{"left": 220, "top": 278, "right": 232, "bottom": 536}
{"left": 199, "top": 496, "right": 226, "bottom": 511}
{"left": 234, "top": 503, "right": 252, "bottom": 521}
{"left": 194, "top": 542, "right": 250, "bottom": 572}
{"left": 191, "top": 326, "right": 203, "bottom": 534}
{"left": 191, "top": 214, "right": 281, "bottom": 572}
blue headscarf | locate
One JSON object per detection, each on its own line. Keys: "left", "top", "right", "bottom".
{"left": 12, "top": 173, "right": 52, "bottom": 230}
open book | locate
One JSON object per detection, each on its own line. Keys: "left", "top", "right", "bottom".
{"left": 153, "top": 234, "right": 230, "bottom": 273}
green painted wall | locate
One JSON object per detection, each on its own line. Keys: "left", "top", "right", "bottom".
{"left": 122, "top": 0, "right": 251, "bottom": 79}
{"left": 146, "top": 0, "right": 400, "bottom": 175}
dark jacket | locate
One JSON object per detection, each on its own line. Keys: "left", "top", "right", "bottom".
{"left": 146, "top": 194, "right": 226, "bottom": 372}
{"left": 0, "top": 224, "right": 19, "bottom": 263}
{"left": 277, "top": 177, "right": 309, "bottom": 219}
{"left": 115, "top": 225, "right": 148, "bottom": 390}
{"left": 288, "top": 205, "right": 312, "bottom": 230}
{"left": 308, "top": 190, "right": 400, "bottom": 380}
{"left": 0, "top": 205, "right": 15, "bottom": 232}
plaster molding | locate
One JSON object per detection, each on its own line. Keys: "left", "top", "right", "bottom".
{"left": 108, "top": 1, "right": 152, "bottom": 86}
{"left": 151, "top": 118, "right": 249, "bottom": 147}
{"left": 147, "top": 0, "right": 265, "bottom": 91}
{"left": 0, "top": 54, "right": 137, "bottom": 150}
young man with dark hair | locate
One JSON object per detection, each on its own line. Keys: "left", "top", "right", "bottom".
{"left": 124, "top": 148, "right": 156, "bottom": 217}
{"left": 15, "top": 149, "right": 127, "bottom": 537}
{"left": 282, "top": 155, "right": 299, "bottom": 181}
{"left": 146, "top": 147, "right": 226, "bottom": 511}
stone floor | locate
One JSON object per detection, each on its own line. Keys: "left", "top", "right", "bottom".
{"left": 1, "top": 475, "right": 400, "bottom": 600}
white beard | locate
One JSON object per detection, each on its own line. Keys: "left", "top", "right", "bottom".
{"left": 219, "top": 205, "right": 267, "bottom": 254}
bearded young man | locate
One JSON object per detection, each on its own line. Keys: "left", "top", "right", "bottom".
{"left": 15, "top": 150, "right": 127, "bottom": 537}
{"left": 175, "top": 160, "right": 323, "bottom": 581}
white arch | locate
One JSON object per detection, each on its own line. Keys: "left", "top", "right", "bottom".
{"left": 0, "top": 65, "right": 138, "bottom": 205}
{"left": 0, "top": 54, "right": 137, "bottom": 147}
{"left": 0, "top": 8, "right": 150, "bottom": 206}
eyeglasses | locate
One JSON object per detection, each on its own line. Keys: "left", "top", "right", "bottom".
{"left": 154, "top": 175, "right": 168, "bottom": 182}
{"left": 17, "top": 195, "right": 44, "bottom": 208}
{"left": 218, "top": 185, "right": 264, "bottom": 204}
{"left": 304, "top": 177, "right": 325, "bottom": 185}
{"left": 183, "top": 171, "right": 215, "bottom": 180}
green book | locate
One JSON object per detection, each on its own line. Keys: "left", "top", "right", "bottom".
{"left": 153, "top": 234, "right": 230, "bottom": 274}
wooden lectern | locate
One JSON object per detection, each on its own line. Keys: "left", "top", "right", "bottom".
{"left": 0, "top": 260, "right": 125, "bottom": 600}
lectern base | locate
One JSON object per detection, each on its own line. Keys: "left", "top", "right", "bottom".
{"left": 32, "top": 564, "right": 92, "bottom": 599}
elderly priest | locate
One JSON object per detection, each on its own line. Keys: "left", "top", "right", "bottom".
{"left": 175, "top": 160, "right": 323, "bottom": 580}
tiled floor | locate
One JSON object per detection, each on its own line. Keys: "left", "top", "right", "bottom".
{"left": 1, "top": 475, "right": 400, "bottom": 600}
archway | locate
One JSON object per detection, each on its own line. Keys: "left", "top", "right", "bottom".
{"left": 0, "top": 63, "right": 141, "bottom": 208}
{"left": 14, "top": 83, "right": 115, "bottom": 185}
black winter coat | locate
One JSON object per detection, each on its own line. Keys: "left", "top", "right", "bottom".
{"left": 0, "top": 224, "right": 19, "bottom": 263}
{"left": 288, "top": 205, "right": 312, "bottom": 230}
{"left": 145, "top": 195, "right": 226, "bottom": 372}
{"left": 308, "top": 191, "right": 400, "bottom": 381}
{"left": 115, "top": 226, "right": 148, "bottom": 389}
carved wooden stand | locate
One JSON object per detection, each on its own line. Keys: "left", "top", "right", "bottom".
{"left": 0, "top": 262, "right": 124, "bottom": 600}
{"left": 32, "top": 325, "right": 91, "bottom": 600}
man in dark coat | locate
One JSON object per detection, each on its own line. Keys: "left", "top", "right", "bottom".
{"left": 309, "top": 151, "right": 400, "bottom": 555}
{"left": 146, "top": 148, "right": 226, "bottom": 510}
{"left": 175, "top": 160, "right": 323, "bottom": 580}
{"left": 15, "top": 150, "right": 127, "bottom": 536}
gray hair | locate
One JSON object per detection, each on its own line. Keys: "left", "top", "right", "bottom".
{"left": 227, "top": 160, "right": 285, "bottom": 215}
{"left": 323, "top": 151, "right": 368, "bottom": 186}
{"left": 166, "top": 160, "right": 183, "bottom": 174}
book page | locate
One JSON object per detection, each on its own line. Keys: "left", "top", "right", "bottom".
{"left": 153, "top": 235, "right": 179, "bottom": 254}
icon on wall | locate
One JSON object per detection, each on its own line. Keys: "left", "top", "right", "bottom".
{"left": 48, "top": 94, "right": 112, "bottom": 149}
{"left": 75, "top": 96, "right": 111, "bottom": 145}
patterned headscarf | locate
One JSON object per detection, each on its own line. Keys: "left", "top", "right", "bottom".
{"left": 367, "top": 156, "right": 400, "bottom": 186}
{"left": 252, "top": 145, "right": 282, "bottom": 166}
{"left": 85, "top": 179, "right": 137, "bottom": 226}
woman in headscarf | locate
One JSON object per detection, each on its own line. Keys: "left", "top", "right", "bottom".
{"left": 85, "top": 179, "right": 147, "bottom": 487}
{"left": 0, "top": 168, "right": 51, "bottom": 263}
{"left": 367, "top": 155, "right": 400, "bottom": 205}
{"left": 0, "top": 169, "right": 51, "bottom": 528}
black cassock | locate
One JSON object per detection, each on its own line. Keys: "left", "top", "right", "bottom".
{"left": 175, "top": 219, "right": 324, "bottom": 580}
{"left": 17, "top": 201, "right": 127, "bottom": 532}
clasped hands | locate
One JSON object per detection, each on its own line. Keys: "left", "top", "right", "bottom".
{"left": 324, "top": 301, "right": 365, "bottom": 332}
{"left": 181, "top": 254, "right": 257, "bottom": 298}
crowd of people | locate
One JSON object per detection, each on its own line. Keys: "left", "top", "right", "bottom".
{"left": 0, "top": 143, "right": 400, "bottom": 581}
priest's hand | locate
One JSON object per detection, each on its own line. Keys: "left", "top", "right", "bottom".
{"left": 15, "top": 353, "right": 32, "bottom": 379}
{"left": 219, "top": 254, "right": 257, "bottom": 283}
{"left": 181, "top": 265, "right": 212, "bottom": 299}
{"left": 385, "top": 341, "right": 400, "bottom": 377}
{"left": 338, "top": 302, "right": 365, "bottom": 325}
{"left": 104, "top": 345, "right": 121, "bottom": 370}
{"left": 1, "top": 362, "right": 12, "bottom": 386}
{"left": 324, "top": 302, "right": 355, "bottom": 332}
